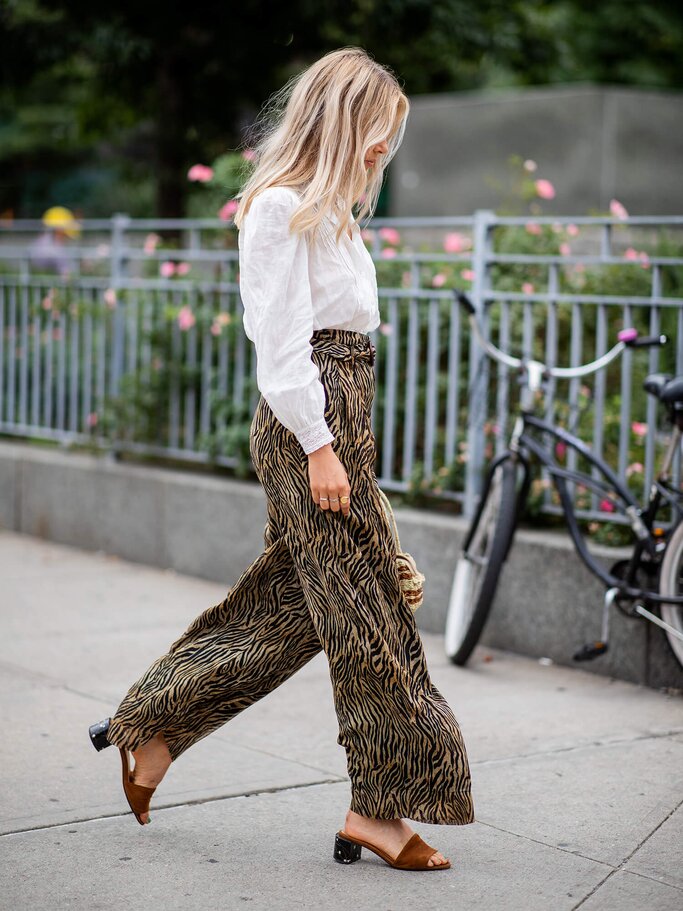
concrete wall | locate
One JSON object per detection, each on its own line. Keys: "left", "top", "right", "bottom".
{"left": 1, "top": 440, "right": 681, "bottom": 690}
{"left": 392, "top": 85, "right": 683, "bottom": 216}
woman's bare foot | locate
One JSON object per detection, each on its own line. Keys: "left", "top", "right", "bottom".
{"left": 343, "top": 810, "right": 449, "bottom": 867}
{"left": 129, "top": 733, "right": 172, "bottom": 823}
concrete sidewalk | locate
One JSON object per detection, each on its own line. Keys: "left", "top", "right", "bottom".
{"left": 1, "top": 528, "right": 682, "bottom": 911}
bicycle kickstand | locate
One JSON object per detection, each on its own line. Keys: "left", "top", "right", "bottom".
{"left": 572, "top": 587, "right": 617, "bottom": 661}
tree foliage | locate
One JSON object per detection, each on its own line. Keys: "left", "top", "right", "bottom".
{"left": 2, "top": 0, "right": 681, "bottom": 217}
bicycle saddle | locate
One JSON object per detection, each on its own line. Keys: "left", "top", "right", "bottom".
{"left": 643, "top": 373, "right": 683, "bottom": 406}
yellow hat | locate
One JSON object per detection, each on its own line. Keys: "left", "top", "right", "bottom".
{"left": 42, "top": 206, "right": 81, "bottom": 238}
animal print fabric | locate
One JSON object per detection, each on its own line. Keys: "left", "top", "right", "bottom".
{"left": 105, "top": 327, "right": 475, "bottom": 825}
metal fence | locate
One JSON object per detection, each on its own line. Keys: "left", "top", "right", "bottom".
{"left": 0, "top": 211, "right": 681, "bottom": 520}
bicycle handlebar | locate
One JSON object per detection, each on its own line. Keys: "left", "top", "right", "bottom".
{"left": 455, "top": 292, "right": 668, "bottom": 379}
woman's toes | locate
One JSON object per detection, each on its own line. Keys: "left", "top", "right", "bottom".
{"left": 428, "top": 851, "right": 447, "bottom": 866}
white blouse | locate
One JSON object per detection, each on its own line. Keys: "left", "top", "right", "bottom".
{"left": 238, "top": 186, "right": 380, "bottom": 454}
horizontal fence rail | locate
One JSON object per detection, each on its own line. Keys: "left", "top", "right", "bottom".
{"left": 0, "top": 211, "right": 682, "bottom": 522}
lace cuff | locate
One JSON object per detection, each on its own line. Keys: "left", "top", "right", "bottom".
{"left": 297, "top": 418, "right": 335, "bottom": 455}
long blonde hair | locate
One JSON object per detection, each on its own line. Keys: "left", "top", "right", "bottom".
{"left": 233, "top": 47, "right": 409, "bottom": 245}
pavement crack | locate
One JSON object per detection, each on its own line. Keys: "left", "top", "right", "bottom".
{"left": 569, "top": 795, "right": 683, "bottom": 910}
{"left": 471, "top": 729, "right": 683, "bottom": 766}
{"left": 0, "top": 777, "right": 346, "bottom": 838}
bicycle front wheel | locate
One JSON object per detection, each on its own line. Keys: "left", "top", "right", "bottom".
{"left": 445, "top": 457, "right": 521, "bottom": 666}
{"left": 659, "top": 520, "right": 683, "bottom": 668}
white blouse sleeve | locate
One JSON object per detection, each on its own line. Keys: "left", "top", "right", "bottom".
{"left": 238, "top": 187, "right": 335, "bottom": 455}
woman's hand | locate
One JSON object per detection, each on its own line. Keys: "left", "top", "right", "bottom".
{"left": 307, "top": 443, "right": 351, "bottom": 517}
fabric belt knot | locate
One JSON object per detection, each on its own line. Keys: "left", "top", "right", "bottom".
{"left": 310, "top": 328, "right": 375, "bottom": 367}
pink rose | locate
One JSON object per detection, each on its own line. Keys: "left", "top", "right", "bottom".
{"left": 432, "top": 273, "right": 447, "bottom": 287}
{"left": 218, "top": 199, "right": 239, "bottom": 221}
{"left": 175, "top": 262, "right": 191, "bottom": 276}
{"left": 631, "top": 421, "right": 647, "bottom": 438}
{"left": 535, "top": 179, "right": 555, "bottom": 200}
{"left": 523, "top": 159, "right": 537, "bottom": 172}
{"left": 103, "top": 288, "right": 117, "bottom": 308}
{"left": 187, "top": 164, "right": 214, "bottom": 183}
{"left": 555, "top": 441, "right": 567, "bottom": 460}
{"left": 559, "top": 243, "right": 571, "bottom": 256}
{"left": 460, "top": 269, "right": 475, "bottom": 282}
{"left": 143, "top": 233, "right": 161, "bottom": 255}
{"left": 610, "top": 199, "right": 628, "bottom": 220}
{"left": 599, "top": 498, "right": 616, "bottom": 513}
{"left": 623, "top": 248, "right": 639, "bottom": 261}
{"left": 379, "top": 322, "right": 393, "bottom": 336}
{"left": 380, "top": 247, "right": 397, "bottom": 259}
{"left": 525, "top": 222, "right": 542, "bottom": 235}
{"left": 177, "top": 306, "right": 195, "bottom": 331}
{"left": 160, "top": 261, "right": 176, "bottom": 278}
{"left": 210, "top": 321, "right": 222, "bottom": 336}
{"left": 567, "top": 224, "right": 579, "bottom": 237}
{"left": 443, "top": 232, "right": 469, "bottom": 253}
{"left": 86, "top": 412, "right": 98, "bottom": 428}
{"left": 378, "top": 227, "right": 401, "bottom": 245}
{"left": 522, "top": 282, "right": 535, "bottom": 294}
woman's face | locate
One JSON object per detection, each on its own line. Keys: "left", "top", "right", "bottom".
{"left": 364, "top": 139, "right": 389, "bottom": 170}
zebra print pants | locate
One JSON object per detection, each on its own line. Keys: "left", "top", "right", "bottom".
{"left": 105, "top": 327, "right": 475, "bottom": 825}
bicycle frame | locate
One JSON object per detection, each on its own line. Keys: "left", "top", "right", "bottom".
{"left": 510, "top": 412, "right": 683, "bottom": 605}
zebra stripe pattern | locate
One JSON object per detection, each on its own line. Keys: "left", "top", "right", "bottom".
{"left": 105, "top": 327, "right": 475, "bottom": 825}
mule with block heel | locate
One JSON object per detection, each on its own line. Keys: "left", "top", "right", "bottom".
{"left": 88, "top": 716, "right": 156, "bottom": 825}
{"left": 333, "top": 830, "right": 451, "bottom": 871}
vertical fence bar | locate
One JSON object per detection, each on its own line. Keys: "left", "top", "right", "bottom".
{"left": 423, "top": 297, "right": 440, "bottom": 480}
{"left": 495, "top": 301, "right": 510, "bottom": 458}
{"left": 31, "top": 286, "right": 41, "bottom": 427}
{"left": 68, "top": 300, "right": 79, "bottom": 433}
{"left": 0, "top": 286, "right": 5, "bottom": 423}
{"left": 590, "top": 304, "right": 607, "bottom": 510}
{"left": 7, "top": 286, "right": 16, "bottom": 424}
{"left": 464, "top": 210, "right": 494, "bottom": 518}
{"left": 381, "top": 297, "right": 398, "bottom": 485}
{"left": 18, "top": 280, "right": 29, "bottom": 426}
{"left": 444, "top": 294, "right": 460, "bottom": 469}
{"left": 401, "top": 298, "right": 419, "bottom": 485}
{"left": 618, "top": 303, "right": 633, "bottom": 482}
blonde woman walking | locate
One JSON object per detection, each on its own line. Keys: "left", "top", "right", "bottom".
{"left": 89, "top": 46, "right": 474, "bottom": 872}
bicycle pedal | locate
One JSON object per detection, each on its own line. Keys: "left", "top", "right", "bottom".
{"left": 572, "top": 641, "right": 609, "bottom": 661}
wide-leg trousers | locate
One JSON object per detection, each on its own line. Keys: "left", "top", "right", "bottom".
{"left": 106, "top": 327, "right": 475, "bottom": 825}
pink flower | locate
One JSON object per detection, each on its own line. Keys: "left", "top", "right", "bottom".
{"left": 103, "top": 288, "right": 117, "bottom": 308}
{"left": 559, "top": 243, "right": 571, "bottom": 256}
{"left": 639, "top": 251, "right": 650, "bottom": 269}
{"left": 535, "top": 179, "right": 555, "bottom": 200}
{"left": 378, "top": 227, "right": 401, "bottom": 245}
{"left": 626, "top": 462, "right": 644, "bottom": 477}
{"left": 218, "top": 199, "right": 239, "bottom": 221}
{"left": 86, "top": 412, "right": 98, "bottom": 428}
{"left": 215, "top": 312, "right": 231, "bottom": 326}
{"left": 610, "top": 199, "right": 628, "bottom": 220}
{"left": 525, "top": 222, "right": 542, "bottom": 235}
{"left": 187, "top": 164, "right": 214, "bottom": 183}
{"left": 567, "top": 224, "right": 579, "bottom": 237}
{"left": 555, "top": 441, "right": 567, "bottom": 460}
{"left": 599, "top": 498, "right": 616, "bottom": 513}
{"left": 443, "top": 232, "right": 469, "bottom": 253}
{"left": 432, "top": 272, "right": 447, "bottom": 287}
{"left": 160, "top": 261, "right": 176, "bottom": 278}
{"left": 460, "top": 269, "right": 475, "bottom": 282}
{"left": 523, "top": 159, "right": 537, "bottom": 172}
{"left": 552, "top": 222, "right": 563, "bottom": 234}
{"left": 631, "top": 421, "right": 647, "bottom": 438}
{"left": 623, "top": 248, "right": 639, "bottom": 261}
{"left": 210, "top": 321, "right": 222, "bottom": 336}
{"left": 241, "top": 149, "right": 256, "bottom": 161}
{"left": 360, "top": 229, "right": 375, "bottom": 243}
{"left": 381, "top": 247, "right": 397, "bottom": 259}
{"left": 175, "top": 262, "right": 191, "bottom": 276}
{"left": 522, "top": 282, "right": 535, "bottom": 294}
{"left": 401, "top": 271, "right": 412, "bottom": 287}
{"left": 379, "top": 322, "right": 393, "bottom": 336}
{"left": 41, "top": 295, "right": 53, "bottom": 310}
{"left": 143, "top": 233, "right": 161, "bottom": 255}
{"left": 177, "top": 306, "right": 195, "bottom": 331}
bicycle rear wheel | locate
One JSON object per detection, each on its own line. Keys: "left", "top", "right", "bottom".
{"left": 445, "top": 457, "right": 521, "bottom": 666}
{"left": 659, "top": 520, "right": 683, "bottom": 668}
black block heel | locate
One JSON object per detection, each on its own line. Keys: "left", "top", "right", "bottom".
{"left": 89, "top": 717, "right": 113, "bottom": 751}
{"left": 333, "top": 833, "right": 362, "bottom": 864}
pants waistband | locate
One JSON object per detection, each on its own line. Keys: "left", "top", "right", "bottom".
{"left": 310, "top": 328, "right": 376, "bottom": 366}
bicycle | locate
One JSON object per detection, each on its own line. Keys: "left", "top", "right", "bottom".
{"left": 444, "top": 292, "right": 683, "bottom": 669}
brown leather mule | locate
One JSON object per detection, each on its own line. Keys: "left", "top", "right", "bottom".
{"left": 333, "top": 830, "right": 451, "bottom": 871}
{"left": 118, "top": 747, "right": 156, "bottom": 825}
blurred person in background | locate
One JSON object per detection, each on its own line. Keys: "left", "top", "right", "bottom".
{"left": 29, "top": 206, "right": 80, "bottom": 277}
